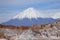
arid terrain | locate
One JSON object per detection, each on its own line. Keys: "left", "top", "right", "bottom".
{"left": 0, "top": 20, "right": 60, "bottom": 40}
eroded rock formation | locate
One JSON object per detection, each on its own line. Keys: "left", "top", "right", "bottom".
{"left": 0, "top": 20, "right": 60, "bottom": 40}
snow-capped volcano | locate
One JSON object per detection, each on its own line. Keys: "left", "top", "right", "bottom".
{"left": 13, "top": 8, "right": 44, "bottom": 19}
{"left": 2, "top": 8, "right": 60, "bottom": 26}
{"left": 13, "top": 7, "right": 60, "bottom": 19}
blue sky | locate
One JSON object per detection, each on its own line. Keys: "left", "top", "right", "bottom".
{"left": 0, "top": 0, "right": 60, "bottom": 23}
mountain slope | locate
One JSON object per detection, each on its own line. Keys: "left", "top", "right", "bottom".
{"left": 2, "top": 18, "right": 58, "bottom": 26}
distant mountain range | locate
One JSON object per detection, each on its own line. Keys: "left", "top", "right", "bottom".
{"left": 2, "top": 8, "right": 60, "bottom": 26}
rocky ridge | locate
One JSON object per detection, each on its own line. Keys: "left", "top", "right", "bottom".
{"left": 0, "top": 20, "right": 60, "bottom": 40}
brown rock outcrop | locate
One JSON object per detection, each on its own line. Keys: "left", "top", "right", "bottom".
{"left": 0, "top": 20, "right": 60, "bottom": 40}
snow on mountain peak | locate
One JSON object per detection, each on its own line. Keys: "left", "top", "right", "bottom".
{"left": 51, "top": 13, "right": 60, "bottom": 19}
{"left": 13, "top": 7, "right": 60, "bottom": 19}
{"left": 13, "top": 7, "right": 44, "bottom": 19}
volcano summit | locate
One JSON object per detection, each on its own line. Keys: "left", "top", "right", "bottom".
{"left": 2, "top": 8, "right": 59, "bottom": 26}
